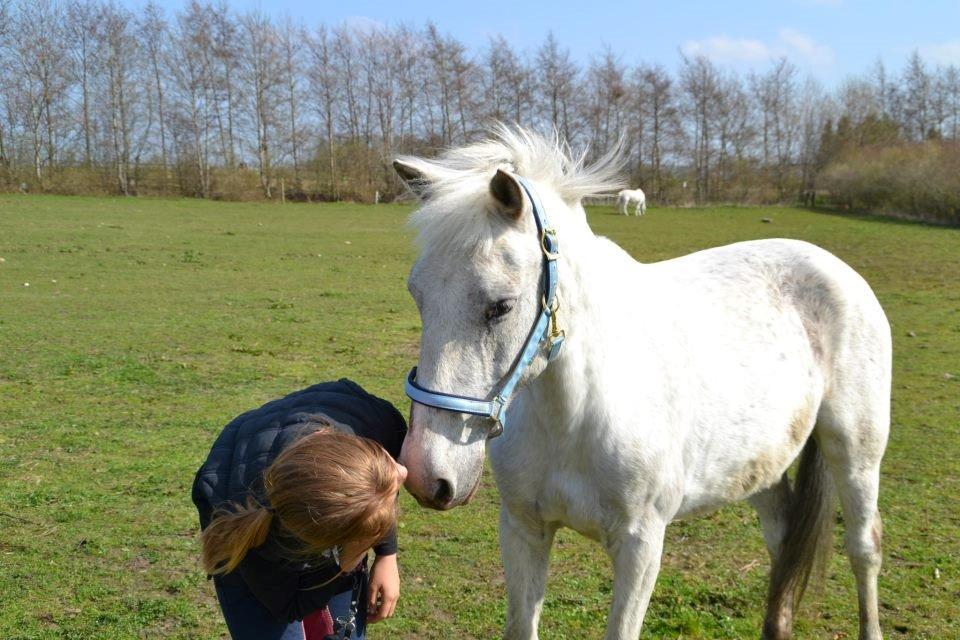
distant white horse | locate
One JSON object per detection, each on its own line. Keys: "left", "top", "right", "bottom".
{"left": 395, "top": 127, "right": 890, "bottom": 640}
{"left": 617, "top": 187, "right": 646, "bottom": 215}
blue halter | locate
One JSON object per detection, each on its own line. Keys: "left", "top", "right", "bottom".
{"left": 405, "top": 175, "right": 564, "bottom": 438}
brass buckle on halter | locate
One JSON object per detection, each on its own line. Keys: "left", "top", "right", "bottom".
{"left": 541, "top": 296, "right": 566, "bottom": 361}
{"left": 488, "top": 396, "right": 506, "bottom": 438}
{"left": 540, "top": 227, "right": 559, "bottom": 260}
{"left": 542, "top": 296, "right": 561, "bottom": 332}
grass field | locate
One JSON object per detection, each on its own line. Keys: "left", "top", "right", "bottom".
{"left": 1, "top": 194, "right": 958, "bottom": 639}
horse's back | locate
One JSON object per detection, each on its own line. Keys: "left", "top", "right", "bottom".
{"left": 638, "top": 238, "right": 890, "bottom": 514}
{"left": 649, "top": 237, "right": 890, "bottom": 386}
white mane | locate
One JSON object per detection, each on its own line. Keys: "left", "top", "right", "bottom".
{"left": 400, "top": 125, "right": 626, "bottom": 251}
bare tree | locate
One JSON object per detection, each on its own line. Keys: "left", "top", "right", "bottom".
{"left": 394, "top": 24, "right": 421, "bottom": 149}
{"left": 448, "top": 34, "right": 476, "bottom": 143}
{"left": 333, "top": 27, "right": 362, "bottom": 143}
{"left": 680, "top": 54, "right": 720, "bottom": 204}
{"left": 279, "top": 17, "right": 306, "bottom": 188}
{"left": 14, "top": 0, "right": 71, "bottom": 181}
{"left": 424, "top": 23, "right": 476, "bottom": 145}
{"left": 66, "top": 0, "right": 101, "bottom": 169}
{"left": 211, "top": 4, "right": 239, "bottom": 170}
{"left": 636, "top": 64, "right": 675, "bottom": 201}
{"left": 944, "top": 65, "right": 960, "bottom": 140}
{"left": 364, "top": 27, "right": 412, "bottom": 185}
{"left": 170, "top": 4, "right": 215, "bottom": 196}
{"left": 306, "top": 25, "right": 339, "bottom": 198}
{"left": 797, "top": 77, "right": 831, "bottom": 205}
{"left": 482, "top": 36, "right": 531, "bottom": 127}
{"left": 139, "top": 2, "right": 170, "bottom": 184}
{"left": 902, "top": 50, "right": 933, "bottom": 141}
{"left": 0, "top": 0, "right": 12, "bottom": 177}
{"left": 714, "top": 72, "right": 752, "bottom": 201}
{"left": 99, "top": 3, "right": 141, "bottom": 195}
{"left": 240, "top": 11, "right": 282, "bottom": 198}
{"left": 584, "top": 47, "right": 627, "bottom": 161}
{"left": 753, "top": 59, "right": 799, "bottom": 199}
{"left": 535, "top": 32, "right": 578, "bottom": 144}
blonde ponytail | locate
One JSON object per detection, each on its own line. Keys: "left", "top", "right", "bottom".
{"left": 201, "top": 497, "right": 274, "bottom": 575}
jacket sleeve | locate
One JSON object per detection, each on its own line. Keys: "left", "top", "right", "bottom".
{"left": 372, "top": 525, "right": 397, "bottom": 556}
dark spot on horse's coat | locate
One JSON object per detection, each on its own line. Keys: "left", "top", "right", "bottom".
{"left": 790, "top": 401, "right": 815, "bottom": 447}
{"left": 729, "top": 401, "right": 816, "bottom": 501}
{"left": 730, "top": 455, "right": 781, "bottom": 499}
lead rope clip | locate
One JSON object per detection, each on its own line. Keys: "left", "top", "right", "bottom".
{"left": 544, "top": 297, "right": 565, "bottom": 361}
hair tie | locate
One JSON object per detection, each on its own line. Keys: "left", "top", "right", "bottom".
{"left": 265, "top": 505, "right": 275, "bottom": 514}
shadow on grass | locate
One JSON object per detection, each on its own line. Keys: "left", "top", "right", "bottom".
{"left": 798, "top": 205, "right": 960, "bottom": 231}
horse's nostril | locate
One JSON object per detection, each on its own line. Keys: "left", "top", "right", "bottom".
{"left": 434, "top": 479, "right": 453, "bottom": 505}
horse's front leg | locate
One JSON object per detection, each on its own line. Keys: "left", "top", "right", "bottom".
{"left": 500, "top": 504, "right": 557, "bottom": 640}
{"left": 604, "top": 517, "right": 667, "bottom": 640}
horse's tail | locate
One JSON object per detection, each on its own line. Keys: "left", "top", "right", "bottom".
{"left": 765, "top": 437, "right": 835, "bottom": 626}
{"left": 641, "top": 200, "right": 647, "bottom": 214}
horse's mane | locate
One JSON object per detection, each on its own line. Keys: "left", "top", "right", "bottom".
{"left": 400, "top": 125, "right": 626, "bottom": 251}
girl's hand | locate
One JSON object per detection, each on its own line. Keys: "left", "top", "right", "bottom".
{"left": 366, "top": 553, "right": 400, "bottom": 623}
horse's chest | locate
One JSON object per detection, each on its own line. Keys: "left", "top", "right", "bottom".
{"left": 492, "top": 442, "right": 646, "bottom": 543}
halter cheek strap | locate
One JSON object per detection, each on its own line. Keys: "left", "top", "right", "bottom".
{"left": 404, "top": 174, "right": 564, "bottom": 438}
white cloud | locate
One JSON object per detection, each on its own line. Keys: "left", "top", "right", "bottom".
{"left": 342, "top": 15, "right": 386, "bottom": 34}
{"left": 917, "top": 40, "right": 960, "bottom": 65}
{"left": 778, "top": 28, "right": 835, "bottom": 65}
{"left": 683, "top": 29, "right": 834, "bottom": 67}
{"left": 681, "top": 36, "right": 771, "bottom": 63}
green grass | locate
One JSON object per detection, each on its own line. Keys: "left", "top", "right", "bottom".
{"left": 1, "top": 194, "right": 958, "bottom": 639}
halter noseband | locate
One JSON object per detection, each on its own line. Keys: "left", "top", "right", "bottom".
{"left": 404, "top": 174, "right": 564, "bottom": 438}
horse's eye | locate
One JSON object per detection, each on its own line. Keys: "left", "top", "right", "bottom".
{"left": 485, "top": 299, "right": 514, "bottom": 323}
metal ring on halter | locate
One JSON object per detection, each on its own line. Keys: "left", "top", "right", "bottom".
{"left": 540, "top": 227, "right": 559, "bottom": 260}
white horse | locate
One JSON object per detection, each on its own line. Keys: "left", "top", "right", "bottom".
{"left": 617, "top": 187, "right": 646, "bottom": 215}
{"left": 394, "top": 127, "right": 890, "bottom": 640}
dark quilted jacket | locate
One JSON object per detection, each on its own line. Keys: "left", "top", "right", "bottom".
{"left": 191, "top": 379, "right": 406, "bottom": 622}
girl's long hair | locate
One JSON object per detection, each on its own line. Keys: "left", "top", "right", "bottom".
{"left": 200, "top": 428, "right": 399, "bottom": 575}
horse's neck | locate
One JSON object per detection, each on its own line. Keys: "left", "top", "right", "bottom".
{"left": 524, "top": 231, "right": 640, "bottom": 431}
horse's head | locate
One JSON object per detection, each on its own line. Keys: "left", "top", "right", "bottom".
{"left": 395, "top": 127, "right": 623, "bottom": 510}
{"left": 396, "top": 163, "right": 547, "bottom": 509}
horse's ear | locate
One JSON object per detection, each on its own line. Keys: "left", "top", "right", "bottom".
{"left": 393, "top": 160, "right": 432, "bottom": 199}
{"left": 489, "top": 169, "right": 524, "bottom": 220}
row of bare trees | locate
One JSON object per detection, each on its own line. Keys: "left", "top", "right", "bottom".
{"left": 2, "top": 0, "right": 960, "bottom": 205}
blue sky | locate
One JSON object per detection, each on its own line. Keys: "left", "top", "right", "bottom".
{"left": 150, "top": 0, "right": 960, "bottom": 85}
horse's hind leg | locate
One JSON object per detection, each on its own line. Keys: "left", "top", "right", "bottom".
{"left": 750, "top": 476, "right": 796, "bottom": 639}
{"left": 816, "top": 400, "right": 887, "bottom": 640}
